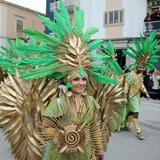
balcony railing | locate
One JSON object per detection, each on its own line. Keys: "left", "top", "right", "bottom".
{"left": 50, "top": 0, "right": 80, "bottom": 12}
{"left": 143, "top": 21, "right": 160, "bottom": 34}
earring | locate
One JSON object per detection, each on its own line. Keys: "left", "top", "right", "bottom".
{"left": 66, "top": 91, "right": 72, "bottom": 97}
{"left": 82, "top": 90, "right": 87, "bottom": 96}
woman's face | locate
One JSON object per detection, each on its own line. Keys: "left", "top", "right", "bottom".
{"left": 70, "top": 73, "right": 87, "bottom": 94}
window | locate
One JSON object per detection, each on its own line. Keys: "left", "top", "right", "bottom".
{"left": 15, "top": 17, "right": 24, "bottom": 38}
{"left": 104, "top": 9, "right": 124, "bottom": 26}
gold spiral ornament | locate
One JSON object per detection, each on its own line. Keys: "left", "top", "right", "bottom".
{"left": 65, "top": 131, "right": 80, "bottom": 147}
{"left": 51, "top": 120, "right": 90, "bottom": 154}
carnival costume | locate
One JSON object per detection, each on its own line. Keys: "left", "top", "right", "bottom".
{"left": 100, "top": 41, "right": 126, "bottom": 132}
{"left": 0, "top": 1, "right": 124, "bottom": 160}
{"left": 123, "top": 30, "right": 160, "bottom": 139}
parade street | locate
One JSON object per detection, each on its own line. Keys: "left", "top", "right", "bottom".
{"left": 0, "top": 97, "right": 160, "bottom": 160}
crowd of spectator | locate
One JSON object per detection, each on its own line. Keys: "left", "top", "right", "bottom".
{"left": 142, "top": 69, "right": 160, "bottom": 103}
{"left": 144, "top": 10, "right": 160, "bottom": 32}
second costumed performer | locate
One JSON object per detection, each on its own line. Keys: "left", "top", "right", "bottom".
{"left": 123, "top": 30, "right": 160, "bottom": 140}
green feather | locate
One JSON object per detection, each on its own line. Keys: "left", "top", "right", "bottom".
{"left": 1, "top": 46, "right": 12, "bottom": 55}
{"left": 90, "top": 71, "right": 118, "bottom": 85}
{"left": 92, "top": 65, "right": 107, "bottom": 73}
{"left": 146, "top": 63, "right": 156, "bottom": 70}
{"left": 149, "top": 55, "right": 160, "bottom": 60}
{"left": 83, "top": 27, "right": 99, "bottom": 42}
{"left": 123, "top": 50, "right": 136, "bottom": 59}
{"left": 66, "top": 80, "right": 73, "bottom": 88}
{"left": 148, "top": 39, "right": 159, "bottom": 53}
{"left": 35, "top": 12, "right": 63, "bottom": 38}
{"left": 74, "top": 7, "right": 84, "bottom": 36}
{"left": 29, "top": 37, "right": 36, "bottom": 45}
{"left": 59, "top": 0, "right": 72, "bottom": 31}
{"left": 140, "top": 34, "right": 145, "bottom": 51}
{"left": 148, "top": 59, "right": 159, "bottom": 63}
{"left": 20, "top": 64, "right": 56, "bottom": 79}
{"left": 78, "top": 66, "right": 84, "bottom": 75}
{"left": 107, "top": 40, "right": 115, "bottom": 53}
{"left": 6, "top": 37, "right": 14, "bottom": 49}
{"left": 17, "top": 44, "right": 54, "bottom": 54}
{"left": 108, "top": 59, "right": 123, "bottom": 75}
{"left": 54, "top": 10, "right": 70, "bottom": 37}
{"left": 91, "top": 54, "right": 109, "bottom": 61}
{"left": 16, "top": 37, "right": 26, "bottom": 46}
{"left": 19, "top": 56, "right": 57, "bottom": 66}
{"left": 144, "top": 37, "right": 150, "bottom": 53}
{"left": 101, "top": 45, "right": 109, "bottom": 55}
{"left": 22, "top": 29, "right": 62, "bottom": 46}
{"left": 152, "top": 47, "right": 160, "bottom": 54}
{"left": 126, "top": 44, "right": 138, "bottom": 56}
{"left": 149, "top": 30, "right": 157, "bottom": 42}
{"left": 133, "top": 38, "right": 142, "bottom": 55}
{"left": 88, "top": 39, "right": 103, "bottom": 51}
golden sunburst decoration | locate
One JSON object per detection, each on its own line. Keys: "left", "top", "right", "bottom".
{"left": 0, "top": 69, "right": 60, "bottom": 160}
{"left": 58, "top": 33, "right": 90, "bottom": 68}
{"left": 39, "top": 105, "right": 105, "bottom": 160}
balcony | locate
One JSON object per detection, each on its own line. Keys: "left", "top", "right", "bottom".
{"left": 50, "top": 0, "right": 80, "bottom": 12}
{"left": 143, "top": 21, "right": 160, "bottom": 37}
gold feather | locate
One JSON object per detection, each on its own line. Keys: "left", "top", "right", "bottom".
{"left": 87, "top": 73, "right": 125, "bottom": 151}
{"left": 0, "top": 69, "right": 60, "bottom": 160}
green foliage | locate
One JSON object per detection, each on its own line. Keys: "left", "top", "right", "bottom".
{"left": 88, "top": 39, "right": 103, "bottom": 51}
{"left": 74, "top": 7, "right": 84, "bottom": 36}
{"left": 83, "top": 27, "right": 99, "bottom": 42}
{"left": 22, "top": 29, "right": 62, "bottom": 46}
{"left": 35, "top": 12, "right": 63, "bottom": 38}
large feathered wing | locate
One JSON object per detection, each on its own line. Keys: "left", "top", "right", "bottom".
{"left": 87, "top": 72, "right": 125, "bottom": 151}
{"left": 0, "top": 69, "right": 60, "bottom": 160}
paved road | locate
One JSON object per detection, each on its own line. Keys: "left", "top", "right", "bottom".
{"left": 106, "top": 97, "right": 160, "bottom": 160}
{"left": 0, "top": 98, "right": 159, "bottom": 160}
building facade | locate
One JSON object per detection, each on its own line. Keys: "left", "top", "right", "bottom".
{"left": 0, "top": 0, "right": 45, "bottom": 50}
{"left": 46, "top": 0, "right": 160, "bottom": 69}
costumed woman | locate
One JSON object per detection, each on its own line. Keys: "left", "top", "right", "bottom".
{"left": 0, "top": 1, "right": 123, "bottom": 160}
{"left": 123, "top": 30, "right": 160, "bottom": 140}
{"left": 17, "top": 0, "right": 118, "bottom": 158}
{"left": 41, "top": 71, "right": 104, "bottom": 160}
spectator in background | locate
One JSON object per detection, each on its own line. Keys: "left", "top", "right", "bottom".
{"left": 150, "top": 69, "right": 160, "bottom": 100}
{"left": 144, "top": 13, "right": 151, "bottom": 32}
{"left": 156, "top": 10, "right": 160, "bottom": 31}
{"left": 158, "top": 85, "right": 160, "bottom": 103}
{"left": 151, "top": 11, "right": 157, "bottom": 30}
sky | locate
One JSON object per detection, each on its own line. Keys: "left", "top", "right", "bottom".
{"left": 6, "top": 0, "right": 46, "bottom": 14}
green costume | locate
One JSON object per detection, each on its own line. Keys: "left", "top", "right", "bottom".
{"left": 124, "top": 71, "right": 147, "bottom": 113}
{"left": 122, "top": 31, "right": 160, "bottom": 139}
{"left": 42, "top": 94, "right": 101, "bottom": 160}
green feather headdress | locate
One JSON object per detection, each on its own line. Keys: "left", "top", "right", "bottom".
{"left": 123, "top": 30, "right": 160, "bottom": 70}
{"left": 101, "top": 40, "right": 123, "bottom": 75}
{"left": 15, "top": 0, "right": 117, "bottom": 87}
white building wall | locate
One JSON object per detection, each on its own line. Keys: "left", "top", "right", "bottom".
{"left": 122, "top": 0, "right": 147, "bottom": 37}
{"left": 80, "top": 0, "right": 106, "bottom": 39}
{"left": 0, "top": 5, "right": 7, "bottom": 50}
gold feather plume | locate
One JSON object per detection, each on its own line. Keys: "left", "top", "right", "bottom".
{"left": 87, "top": 72, "right": 125, "bottom": 151}
{"left": 0, "top": 69, "right": 60, "bottom": 160}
